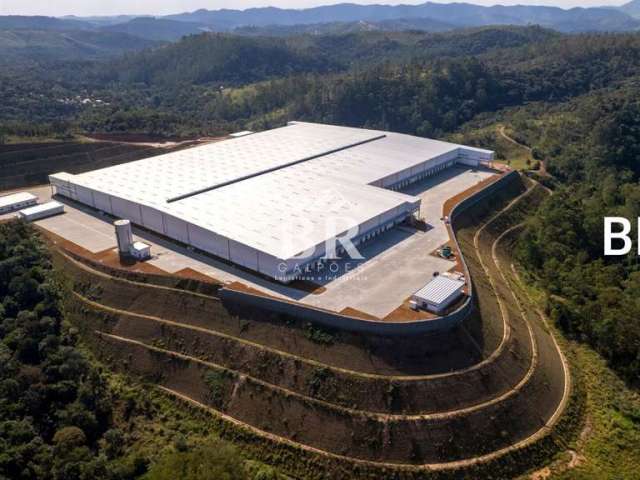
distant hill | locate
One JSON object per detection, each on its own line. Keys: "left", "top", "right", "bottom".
{"left": 100, "top": 17, "right": 211, "bottom": 41}
{"left": 619, "top": 0, "right": 640, "bottom": 19}
{"left": 108, "top": 33, "right": 338, "bottom": 85}
{"left": 233, "top": 17, "right": 456, "bottom": 36}
{"left": 0, "top": 29, "right": 160, "bottom": 64}
{"left": 102, "top": 26, "right": 557, "bottom": 87}
{"left": 1, "top": 1, "right": 639, "bottom": 55}
{"left": 61, "top": 14, "right": 148, "bottom": 26}
{"left": 165, "top": 2, "right": 640, "bottom": 33}
{"left": 0, "top": 15, "right": 93, "bottom": 30}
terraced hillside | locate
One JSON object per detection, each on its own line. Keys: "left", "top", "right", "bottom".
{"left": 51, "top": 173, "right": 576, "bottom": 478}
{"left": 0, "top": 141, "right": 191, "bottom": 190}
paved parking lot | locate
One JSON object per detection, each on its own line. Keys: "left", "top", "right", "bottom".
{"left": 1, "top": 166, "right": 495, "bottom": 318}
{"left": 300, "top": 167, "right": 495, "bottom": 317}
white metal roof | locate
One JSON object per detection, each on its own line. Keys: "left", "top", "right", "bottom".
{"left": 413, "top": 275, "right": 465, "bottom": 305}
{"left": 50, "top": 122, "right": 491, "bottom": 261}
{"left": 0, "top": 192, "right": 37, "bottom": 209}
{"left": 69, "top": 122, "right": 381, "bottom": 205}
{"left": 18, "top": 201, "right": 63, "bottom": 216}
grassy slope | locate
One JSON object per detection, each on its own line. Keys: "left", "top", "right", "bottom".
{"left": 513, "top": 273, "right": 640, "bottom": 480}
{"left": 83, "top": 355, "right": 284, "bottom": 479}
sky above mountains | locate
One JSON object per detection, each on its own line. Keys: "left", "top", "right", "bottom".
{"left": 0, "top": 0, "right": 630, "bottom": 17}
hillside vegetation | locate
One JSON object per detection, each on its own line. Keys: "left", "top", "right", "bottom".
{"left": 454, "top": 82, "right": 640, "bottom": 385}
{"left": 0, "top": 221, "right": 278, "bottom": 480}
{"left": 0, "top": 29, "right": 159, "bottom": 65}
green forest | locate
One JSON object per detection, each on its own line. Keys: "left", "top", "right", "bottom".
{"left": 510, "top": 88, "right": 640, "bottom": 384}
{"left": 0, "top": 222, "right": 276, "bottom": 479}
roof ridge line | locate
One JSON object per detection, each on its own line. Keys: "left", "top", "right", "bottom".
{"left": 165, "top": 134, "right": 386, "bottom": 203}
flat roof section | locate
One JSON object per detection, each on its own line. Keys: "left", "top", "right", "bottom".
{"left": 19, "top": 200, "right": 63, "bottom": 216}
{"left": 166, "top": 133, "right": 386, "bottom": 203}
{"left": 172, "top": 167, "right": 419, "bottom": 259}
{"left": 0, "top": 191, "right": 37, "bottom": 209}
{"left": 414, "top": 275, "right": 465, "bottom": 305}
{"left": 65, "top": 122, "right": 383, "bottom": 207}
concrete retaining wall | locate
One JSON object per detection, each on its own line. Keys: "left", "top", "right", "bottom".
{"left": 219, "top": 169, "right": 521, "bottom": 336}
{"left": 220, "top": 287, "right": 472, "bottom": 335}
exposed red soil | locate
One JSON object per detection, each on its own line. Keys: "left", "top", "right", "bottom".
{"left": 174, "top": 267, "right": 222, "bottom": 284}
{"left": 384, "top": 302, "right": 436, "bottom": 322}
{"left": 288, "top": 279, "right": 327, "bottom": 294}
{"left": 339, "top": 307, "right": 379, "bottom": 320}
{"left": 38, "top": 226, "right": 224, "bottom": 283}
{"left": 93, "top": 247, "right": 167, "bottom": 275}
{"left": 225, "top": 280, "right": 281, "bottom": 299}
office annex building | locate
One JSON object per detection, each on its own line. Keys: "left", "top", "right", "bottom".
{"left": 49, "top": 122, "right": 493, "bottom": 281}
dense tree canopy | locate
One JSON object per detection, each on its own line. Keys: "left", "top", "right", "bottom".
{"left": 0, "top": 222, "right": 254, "bottom": 479}
{"left": 511, "top": 86, "right": 640, "bottom": 383}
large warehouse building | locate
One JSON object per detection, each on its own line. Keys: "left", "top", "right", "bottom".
{"left": 49, "top": 122, "right": 493, "bottom": 281}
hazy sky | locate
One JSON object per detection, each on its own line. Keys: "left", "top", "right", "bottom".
{"left": 0, "top": 0, "right": 630, "bottom": 17}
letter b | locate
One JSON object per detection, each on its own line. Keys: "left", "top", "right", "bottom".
{"left": 604, "top": 217, "right": 631, "bottom": 255}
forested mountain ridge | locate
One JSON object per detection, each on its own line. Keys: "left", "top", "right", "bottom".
{"left": 0, "top": 29, "right": 160, "bottom": 64}
{"left": 1, "top": 0, "right": 640, "bottom": 55}
{"left": 0, "top": 26, "right": 562, "bottom": 138}
{"left": 232, "top": 17, "right": 457, "bottom": 36}
{"left": 164, "top": 2, "right": 640, "bottom": 33}
{"left": 0, "top": 15, "right": 92, "bottom": 30}
{"left": 107, "top": 33, "right": 339, "bottom": 85}
{"left": 2, "top": 27, "right": 635, "bottom": 139}
{"left": 100, "top": 26, "right": 557, "bottom": 86}
{"left": 1, "top": 1, "right": 639, "bottom": 69}
{"left": 100, "top": 17, "right": 212, "bottom": 42}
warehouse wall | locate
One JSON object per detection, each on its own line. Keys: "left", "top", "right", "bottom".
{"left": 380, "top": 150, "right": 460, "bottom": 192}
{"left": 457, "top": 146, "right": 494, "bottom": 166}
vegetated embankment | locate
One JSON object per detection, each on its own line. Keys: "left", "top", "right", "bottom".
{"left": 54, "top": 172, "right": 575, "bottom": 478}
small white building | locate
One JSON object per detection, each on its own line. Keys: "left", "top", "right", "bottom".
{"left": 411, "top": 275, "right": 466, "bottom": 314}
{"left": 130, "top": 241, "right": 151, "bottom": 260}
{"left": 17, "top": 201, "right": 64, "bottom": 222}
{"left": 0, "top": 192, "right": 37, "bottom": 214}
